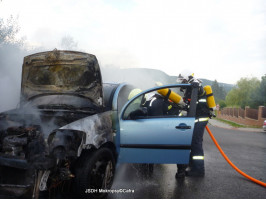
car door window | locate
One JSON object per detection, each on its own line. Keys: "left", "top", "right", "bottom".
{"left": 122, "top": 86, "right": 189, "bottom": 120}
{"left": 123, "top": 94, "right": 147, "bottom": 119}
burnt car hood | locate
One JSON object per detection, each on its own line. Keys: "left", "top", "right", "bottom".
{"left": 0, "top": 106, "right": 91, "bottom": 139}
{"left": 20, "top": 50, "right": 103, "bottom": 108}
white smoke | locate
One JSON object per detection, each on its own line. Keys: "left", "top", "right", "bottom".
{"left": 0, "top": 76, "right": 21, "bottom": 112}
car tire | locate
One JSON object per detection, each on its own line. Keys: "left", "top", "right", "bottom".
{"left": 74, "top": 148, "right": 116, "bottom": 198}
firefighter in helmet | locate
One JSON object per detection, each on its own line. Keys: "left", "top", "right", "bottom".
{"left": 176, "top": 72, "right": 216, "bottom": 177}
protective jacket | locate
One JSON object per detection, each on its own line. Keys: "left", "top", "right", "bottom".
{"left": 147, "top": 94, "right": 169, "bottom": 116}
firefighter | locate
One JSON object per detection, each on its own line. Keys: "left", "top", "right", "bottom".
{"left": 177, "top": 73, "right": 216, "bottom": 177}
{"left": 147, "top": 82, "right": 183, "bottom": 117}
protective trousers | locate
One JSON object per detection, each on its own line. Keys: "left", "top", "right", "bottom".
{"left": 189, "top": 120, "right": 208, "bottom": 173}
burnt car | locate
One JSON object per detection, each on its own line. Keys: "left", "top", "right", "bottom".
{"left": 0, "top": 50, "right": 199, "bottom": 199}
{"left": 0, "top": 50, "right": 132, "bottom": 198}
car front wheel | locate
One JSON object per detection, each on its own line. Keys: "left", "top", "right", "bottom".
{"left": 74, "top": 148, "right": 115, "bottom": 198}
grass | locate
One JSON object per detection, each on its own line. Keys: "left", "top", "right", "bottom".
{"left": 214, "top": 118, "right": 261, "bottom": 129}
{"left": 214, "top": 118, "right": 246, "bottom": 128}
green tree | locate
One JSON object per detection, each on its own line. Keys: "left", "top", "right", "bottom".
{"left": 249, "top": 75, "right": 266, "bottom": 108}
{"left": 225, "top": 77, "right": 260, "bottom": 108}
{"left": 211, "top": 79, "right": 226, "bottom": 102}
{"left": 225, "top": 88, "right": 239, "bottom": 107}
{"left": 218, "top": 100, "right": 226, "bottom": 109}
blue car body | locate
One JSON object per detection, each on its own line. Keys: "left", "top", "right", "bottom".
{"left": 112, "top": 83, "right": 197, "bottom": 165}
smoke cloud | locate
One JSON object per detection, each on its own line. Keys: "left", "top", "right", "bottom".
{"left": 0, "top": 44, "right": 25, "bottom": 112}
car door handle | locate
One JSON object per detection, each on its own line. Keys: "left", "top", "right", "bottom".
{"left": 175, "top": 124, "right": 191, "bottom": 129}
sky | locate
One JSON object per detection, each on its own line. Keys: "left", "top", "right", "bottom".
{"left": 0, "top": 0, "right": 266, "bottom": 84}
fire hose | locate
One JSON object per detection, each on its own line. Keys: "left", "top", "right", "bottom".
{"left": 205, "top": 125, "right": 266, "bottom": 187}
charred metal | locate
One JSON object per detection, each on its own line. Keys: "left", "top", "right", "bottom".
{"left": 0, "top": 50, "right": 118, "bottom": 198}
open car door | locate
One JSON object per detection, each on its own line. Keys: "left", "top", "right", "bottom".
{"left": 117, "top": 83, "right": 199, "bottom": 164}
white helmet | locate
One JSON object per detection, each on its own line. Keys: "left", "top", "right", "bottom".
{"left": 177, "top": 70, "right": 195, "bottom": 83}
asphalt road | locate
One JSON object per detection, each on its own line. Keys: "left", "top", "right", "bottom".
{"left": 109, "top": 124, "right": 266, "bottom": 199}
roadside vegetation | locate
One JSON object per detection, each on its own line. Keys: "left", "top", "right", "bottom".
{"left": 225, "top": 76, "right": 266, "bottom": 109}
{"left": 211, "top": 76, "right": 266, "bottom": 110}
{"left": 213, "top": 118, "right": 261, "bottom": 129}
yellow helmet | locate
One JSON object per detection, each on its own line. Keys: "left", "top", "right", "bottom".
{"left": 128, "top": 88, "right": 142, "bottom": 100}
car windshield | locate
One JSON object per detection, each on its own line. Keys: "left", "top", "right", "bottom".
{"left": 27, "top": 64, "right": 96, "bottom": 87}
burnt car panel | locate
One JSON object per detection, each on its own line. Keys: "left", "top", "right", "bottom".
{"left": 47, "top": 129, "right": 85, "bottom": 159}
{"left": 21, "top": 49, "right": 103, "bottom": 107}
{"left": 0, "top": 50, "right": 119, "bottom": 198}
{"left": 59, "top": 111, "right": 113, "bottom": 154}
